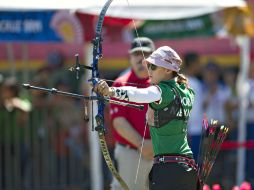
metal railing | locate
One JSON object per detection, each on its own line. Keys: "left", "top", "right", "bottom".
{"left": 0, "top": 106, "right": 91, "bottom": 190}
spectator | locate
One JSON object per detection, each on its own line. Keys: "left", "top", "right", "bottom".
{"left": 223, "top": 67, "right": 239, "bottom": 130}
{"left": 0, "top": 76, "right": 31, "bottom": 189}
{"left": 202, "top": 62, "right": 231, "bottom": 123}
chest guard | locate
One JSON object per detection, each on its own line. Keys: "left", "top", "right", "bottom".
{"left": 153, "top": 87, "right": 186, "bottom": 128}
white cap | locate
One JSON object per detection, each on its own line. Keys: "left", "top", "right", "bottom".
{"left": 145, "top": 46, "right": 182, "bottom": 72}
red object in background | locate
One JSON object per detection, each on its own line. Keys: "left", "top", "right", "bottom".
{"left": 251, "top": 52, "right": 254, "bottom": 62}
{"left": 53, "top": 131, "right": 70, "bottom": 156}
{"left": 240, "top": 181, "right": 252, "bottom": 190}
{"left": 221, "top": 140, "right": 254, "bottom": 150}
{"left": 104, "top": 16, "right": 132, "bottom": 26}
{"left": 203, "top": 184, "right": 211, "bottom": 190}
{"left": 75, "top": 12, "right": 132, "bottom": 42}
{"left": 75, "top": 13, "right": 95, "bottom": 42}
{"left": 232, "top": 186, "right": 240, "bottom": 190}
{"left": 212, "top": 184, "right": 222, "bottom": 190}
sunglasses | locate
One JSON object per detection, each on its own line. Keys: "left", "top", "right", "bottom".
{"left": 147, "top": 63, "right": 157, "bottom": 71}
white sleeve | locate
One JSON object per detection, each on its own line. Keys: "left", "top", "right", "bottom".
{"left": 111, "top": 85, "right": 161, "bottom": 103}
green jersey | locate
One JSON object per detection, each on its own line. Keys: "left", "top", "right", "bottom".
{"left": 147, "top": 79, "right": 195, "bottom": 156}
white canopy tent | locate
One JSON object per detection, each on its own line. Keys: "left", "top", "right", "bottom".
{"left": 0, "top": 0, "right": 246, "bottom": 19}
{"left": 0, "top": 0, "right": 250, "bottom": 189}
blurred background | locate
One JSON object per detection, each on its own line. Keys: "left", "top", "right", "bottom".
{"left": 0, "top": 0, "right": 254, "bottom": 190}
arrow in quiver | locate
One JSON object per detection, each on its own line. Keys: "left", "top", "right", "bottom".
{"left": 197, "top": 115, "right": 229, "bottom": 187}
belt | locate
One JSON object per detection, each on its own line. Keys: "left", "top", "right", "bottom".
{"left": 118, "top": 143, "right": 138, "bottom": 150}
{"left": 154, "top": 155, "right": 197, "bottom": 170}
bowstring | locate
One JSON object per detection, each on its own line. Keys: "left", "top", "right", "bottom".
{"left": 125, "top": 0, "right": 150, "bottom": 185}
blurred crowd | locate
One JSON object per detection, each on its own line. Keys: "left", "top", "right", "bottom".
{"left": 0, "top": 51, "right": 254, "bottom": 190}
{"left": 0, "top": 52, "right": 91, "bottom": 190}
{"left": 183, "top": 52, "right": 254, "bottom": 189}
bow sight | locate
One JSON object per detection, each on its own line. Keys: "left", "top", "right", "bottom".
{"left": 22, "top": 54, "right": 144, "bottom": 115}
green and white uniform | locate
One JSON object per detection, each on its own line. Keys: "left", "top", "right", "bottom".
{"left": 111, "top": 79, "right": 195, "bottom": 156}
{"left": 111, "top": 79, "right": 199, "bottom": 189}
{"left": 147, "top": 80, "right": 195, "bottom": 156}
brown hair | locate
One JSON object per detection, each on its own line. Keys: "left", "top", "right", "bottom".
{"left": 172, "top": 72, "right": 189, "bottom": 87}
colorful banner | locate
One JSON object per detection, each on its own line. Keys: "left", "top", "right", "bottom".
{"left": 136, "top": 14, "right": 215, "bottom": 40}
{"left": 0, "top": 11, "right": 84, "bottom": 43}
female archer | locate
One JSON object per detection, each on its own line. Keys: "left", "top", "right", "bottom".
{"left": 94, "top": 46, "right": 199, "bottom": 190}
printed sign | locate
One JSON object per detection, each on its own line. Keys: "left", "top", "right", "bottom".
{"left": 136, "top": 14, "right": 215, "bottom": 40}
{"left": 0, "top": 11, "right": 83, "bottom": 43}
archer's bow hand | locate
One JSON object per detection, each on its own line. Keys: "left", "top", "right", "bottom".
{"left": 93, "top": 80, "right": 114, "bottom": 97}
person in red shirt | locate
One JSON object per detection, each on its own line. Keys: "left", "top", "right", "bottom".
{"left": 110, "top": 37, "right": 155, "bottom": 190}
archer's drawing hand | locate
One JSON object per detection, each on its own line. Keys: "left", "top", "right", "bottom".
{"left": 93, "top": 80, "right": 113, "bottom": 97}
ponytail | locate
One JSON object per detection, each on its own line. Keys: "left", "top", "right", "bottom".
{"left": 172, "top": 72, "right": 189, "bottom": 87}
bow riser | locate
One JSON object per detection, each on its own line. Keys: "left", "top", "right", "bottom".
{"left": 90, "top": 0, "right": 129, "bottom": 189}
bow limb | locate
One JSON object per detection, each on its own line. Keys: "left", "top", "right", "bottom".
{"left": 91, "top": 0, "right": 129, "bottom": 189}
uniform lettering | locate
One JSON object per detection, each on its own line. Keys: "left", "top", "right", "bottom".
{"left": 176, "top": 109, "right": 191, "bottom": 117}
{"left": 181, "top": 97, "right": 192, "bottom": 107}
